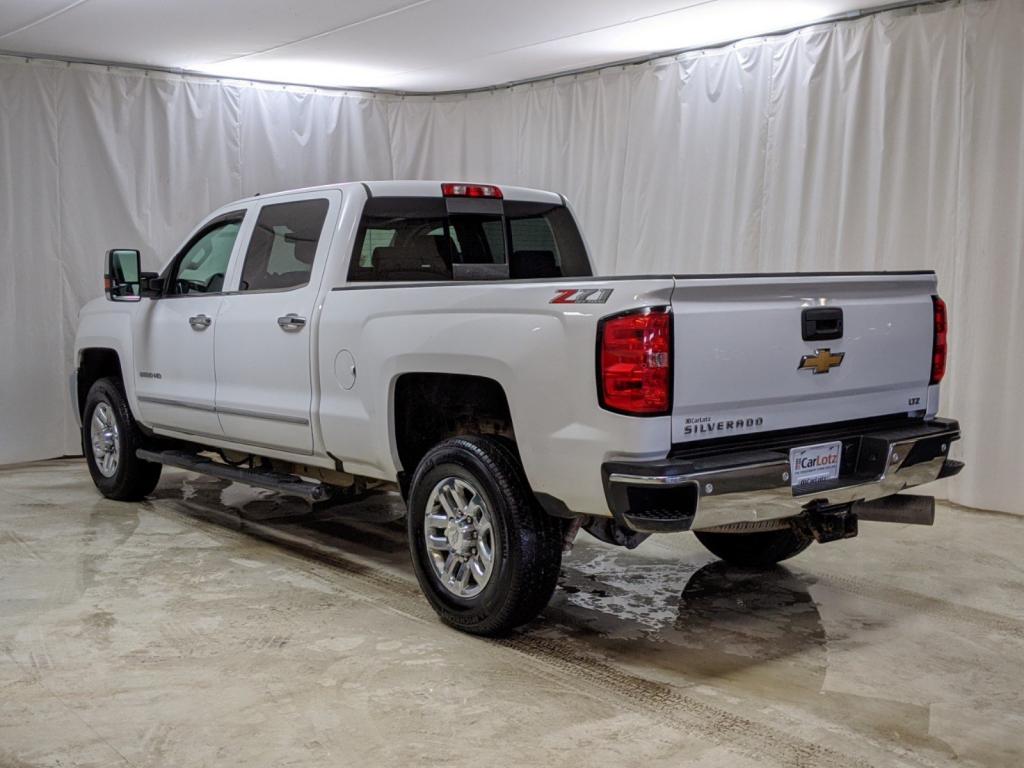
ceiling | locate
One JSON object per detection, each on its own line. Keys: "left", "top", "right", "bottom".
{"left": 0, "top": 0, "right": 893, "bottom": 92}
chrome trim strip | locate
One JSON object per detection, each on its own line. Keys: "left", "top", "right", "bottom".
{"left": 609, "top": 460, "right": 781, "bottom": 487}
{"left": 138, "top": 395, "right": 216, "bottom": 413}
{"left": 138, "top": 395, "right": 310, "bottom": 425}
{"left": 607, "top": 473, "right": 692, "bottom": 486}
{"left": 148, "top": 423, "right": 314, "bottom": 456}
{"left": 216, "top": 405, "right": 310, "bottom": 425}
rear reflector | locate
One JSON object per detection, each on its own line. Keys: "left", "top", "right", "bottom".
{"left": 598, "top": 307, "right": 672, "bottom": 416}
{"left": 441, "top": 182, "right": 502, "bottom": 199}
{"left": 930, "top": 295, "right": 947, "bottom": 385}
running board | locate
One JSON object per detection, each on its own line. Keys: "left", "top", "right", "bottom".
{"left": 136, "top": 449, "right": 332, "bottom": 502}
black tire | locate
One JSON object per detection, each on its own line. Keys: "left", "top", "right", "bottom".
{"left": 694, "top": 525, "right": 813, "bottom": 568}
{"left": 407, "top": 436, "right": 562, "bottom": 636}
{"left": 83, "top": 377, "right": 162, "bottom": 500}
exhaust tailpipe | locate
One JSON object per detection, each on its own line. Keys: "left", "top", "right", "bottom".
{"left": 854, "top": 494, "right": 935, "bottom": 526}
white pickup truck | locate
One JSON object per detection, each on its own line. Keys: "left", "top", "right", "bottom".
{"left": 74, "top": 180, "right": 963, "bottom": 635}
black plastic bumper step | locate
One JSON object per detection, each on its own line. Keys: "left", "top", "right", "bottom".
{"left": 136, "top": 449, "right": 331, "bottom": 502}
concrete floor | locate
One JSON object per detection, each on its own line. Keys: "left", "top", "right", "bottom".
{"left": 1, "top": 460, "right": 1022, "bottom": 768}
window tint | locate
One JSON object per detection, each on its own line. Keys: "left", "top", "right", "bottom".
{"left": 359, "top": 228, "right": 396, "bottom": 267}
{"left": 505, "top": 201, "right": 590, "bottom": 280}
{"left": 349, "top": 198, "right": 450, "bottom": 282}
{"left": 348, "top": 197, "right": 592, "bottom": 282}
{"left": 240, "top": 198, "right": 329, "bottom": 292}
{"left": 170, "top": 220, "right": 241, "bottom": 295}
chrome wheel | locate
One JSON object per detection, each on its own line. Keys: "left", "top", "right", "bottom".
{"left": 423, "top": 476, "right": 498, "bottom": 599}
{"left": 90, "top": 402, "right": 120, "bottom": 478}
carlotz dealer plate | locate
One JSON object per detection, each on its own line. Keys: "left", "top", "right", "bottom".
{"left": 789, "top": 440, "right": 842, "bottom": 492}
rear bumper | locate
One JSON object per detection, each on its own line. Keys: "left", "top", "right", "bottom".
{"left": 602, "top": 417, "right": 962, "bottom": 533}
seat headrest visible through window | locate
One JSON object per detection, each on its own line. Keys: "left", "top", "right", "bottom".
{"left": 292, "top": 238, "right": 318, "bottom": 265}
{"left": 427, "top": 234, "right": 456, "bottom": 264}
{"left": 510, "top": 250, "right": 559, "bottom": 279}
{"left": 372, "top": 241, "right": 450, "bottom": 280}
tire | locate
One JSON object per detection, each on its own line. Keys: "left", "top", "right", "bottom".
{"left": 406, "top": 436, "right": 562, "bottom": 636}
{"left": 83, "top": 377, "right": 162, "bottom": 501}
{"left": 694, "top": 525, "right": 813, "bottom": 568}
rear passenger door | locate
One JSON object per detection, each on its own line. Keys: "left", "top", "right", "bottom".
{"left": 213, "top": 192, "right": 337, "bottom": 455}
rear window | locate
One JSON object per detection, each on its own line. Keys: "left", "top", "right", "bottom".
{"left": 348, "top": 197, "right": 591, "bottom": 282}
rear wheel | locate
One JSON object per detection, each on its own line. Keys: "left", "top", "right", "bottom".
{"left": 407, "top": 436, "right": 562, "bottom": 636}
{"left": 694, "top": 524, "right": 813, "bottom": 568}
{"left": 83, "top": 378, "right": 162, "bottom": 500}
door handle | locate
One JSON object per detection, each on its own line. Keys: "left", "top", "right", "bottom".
{"left": 189, "top": 314, "right": 212, "bottom": 331}
{"left": 277, "top": 313, "right": 306, "bottom": 331}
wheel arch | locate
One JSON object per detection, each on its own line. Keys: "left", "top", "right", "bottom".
{"left": 76, "top": 347, "right": 125, "bottom": 421}
{"left": 390, "top": 372, "right": 516, "bottom": 489}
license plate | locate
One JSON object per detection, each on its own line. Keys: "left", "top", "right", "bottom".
{"left": 789, "top": 441, "right": 842, "bottom": 491}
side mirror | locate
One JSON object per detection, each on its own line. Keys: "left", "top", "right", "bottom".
{"left": 105, "top": 249, "right": 142, "bottom": 301}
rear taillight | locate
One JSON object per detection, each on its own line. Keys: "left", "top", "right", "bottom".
{"left": 930, "top": 295, "right": 947, "bottom": 385}
{"left": 441, "top": 182, "right": 502, "bottom": 199}
{"left": 597, "top": 307, "right": 672, "bottom": 416}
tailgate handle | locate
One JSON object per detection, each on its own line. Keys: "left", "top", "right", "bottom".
{"left": 802, "top": 307, "right": 843, "bottom": 341}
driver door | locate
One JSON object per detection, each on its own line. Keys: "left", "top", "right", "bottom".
{"left": 134, "top": 210, "right": 248, "bottom": 438}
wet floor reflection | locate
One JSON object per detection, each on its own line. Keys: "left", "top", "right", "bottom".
{"left": 149, "top": 471, "right": 833, "bottom": 680}
{"left": 145, "top": 470, "right": 955, "bottom": 759}
{"left": 7, "top": 460, "right": 1018, "bottom": 766}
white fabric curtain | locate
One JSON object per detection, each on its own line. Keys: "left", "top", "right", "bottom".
{"left": 1, "top": 0, "right": 1021, "bottom": 514}
{"left": 387, "top": 0, "right": 1023, "bottom": 514}
{"left": 0, "top": 62, "right": 394, "bottom": 463}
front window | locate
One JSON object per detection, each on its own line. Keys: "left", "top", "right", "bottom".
{"left": 168, "top": 219, "right": 242, "bottom": 295}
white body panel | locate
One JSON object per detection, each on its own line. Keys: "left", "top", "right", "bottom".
{"left": 73, "top": 180, "right": 944, "bottom": 518}
{"left": 316, "top": 278, "right": 675, "bottom": 512}
{"left": 213, "top": 191, "right": 342, "bottom": 454}
{"left": 133, "top": 295, "right": 224, "bottom": 435}
{"left": 669, "top": 274, "right": 937, "bottom": 443}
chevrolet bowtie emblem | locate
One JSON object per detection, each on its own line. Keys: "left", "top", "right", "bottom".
{"left": 799, "top": 348, "right": 845, "bottom": 374}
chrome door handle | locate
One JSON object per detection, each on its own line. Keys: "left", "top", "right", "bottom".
{"left": 189, "top": 314, "right": 212, "bottom": 330}
{"left": 277, "top": 313, "right": 306, "bottom": 331}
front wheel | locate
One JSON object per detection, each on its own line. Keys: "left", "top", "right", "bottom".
{"left": 407, "top": 436, "right": 562, "bottom": 636}
{"left": 83, "top": 377, "right": 162, "bottom": 500}
{"left": 694, "top": 524, "right": 813, "bottom": 568}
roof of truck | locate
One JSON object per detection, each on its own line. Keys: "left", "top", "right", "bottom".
{"left": 234, "top": 180, "right": 564, "bottom": 206}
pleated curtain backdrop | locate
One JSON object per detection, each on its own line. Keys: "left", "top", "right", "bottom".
{"left": 0, "top": 0, "right": 1020, "bottom": 514}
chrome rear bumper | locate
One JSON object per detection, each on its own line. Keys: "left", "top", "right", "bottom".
{"left": 602, "top": 418, "right": 962, "bottom": 533}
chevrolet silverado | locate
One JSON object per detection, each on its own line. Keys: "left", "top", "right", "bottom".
{"left": 73, "top": 181, "right": 963, "bottom": 635}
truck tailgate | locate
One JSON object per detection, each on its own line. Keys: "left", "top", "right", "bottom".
{"left": 669, "top": 273, "right": 937, "bottom": 444}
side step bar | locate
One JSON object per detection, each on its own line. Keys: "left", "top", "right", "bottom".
{"left": 136, "top": 449, "right": 332, "bottom": 502}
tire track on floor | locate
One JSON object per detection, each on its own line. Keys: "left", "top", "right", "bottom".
{"left": 0, "top": 529, "right": 45, "bottom": 562}
{"left": 164, "top": 500, "right": 892, "bottom": 768}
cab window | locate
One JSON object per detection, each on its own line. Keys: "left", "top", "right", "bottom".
{"left": 239, "top": 199, "right": 330, "bottom": 292}
{"left": 168, "top": 218, "right": 242, "bottom": 295}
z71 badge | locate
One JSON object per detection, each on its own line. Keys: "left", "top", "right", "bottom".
{"left": 550, "top": 288, "right": 613, "bottom": 304}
